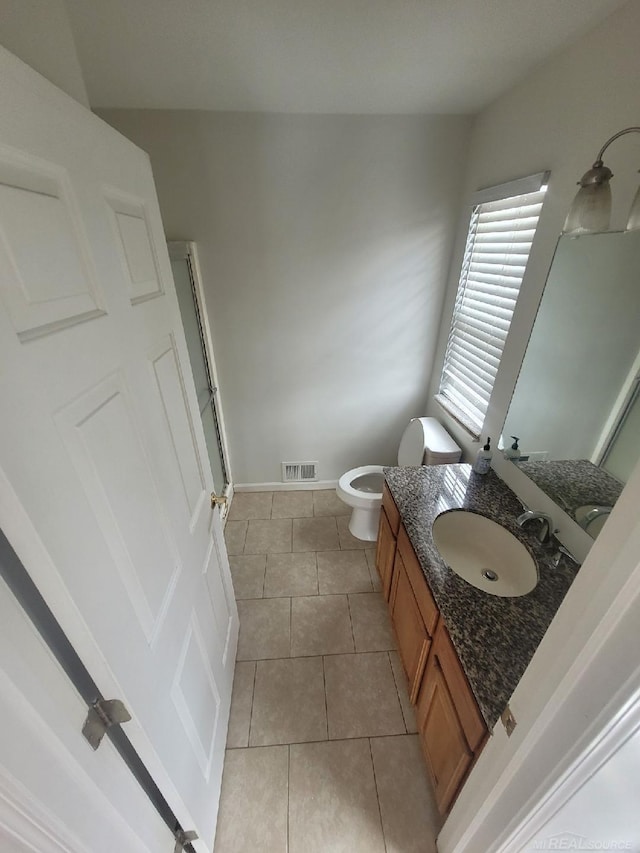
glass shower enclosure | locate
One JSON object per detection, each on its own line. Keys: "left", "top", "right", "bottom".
{"left": 168, "top": 242, "right": 230, "bottom": 503}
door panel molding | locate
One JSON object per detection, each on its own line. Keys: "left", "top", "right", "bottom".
{"left": 204, "top": 532, "right": 234, "bottom": 668}
{"left": 55, "top": 371, "right": 182, "bottom": 645}
{"left": 0, "top": 763, "right": 90, "bottom": 853}
{"left": 104, "top": 187, "right": 164, "bottom": 305}
{"left": 149, "top": 334, "right": 207, "bottom": 526}
{"left": 0, "top": 145, "right": 105, "bottom": 341}
{"left": 171, "top": 610, "right": 221, "bottom": 781}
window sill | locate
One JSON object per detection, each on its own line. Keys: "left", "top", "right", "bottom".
{"left": 434, "top": 394, "right": 482, "bottom": 442}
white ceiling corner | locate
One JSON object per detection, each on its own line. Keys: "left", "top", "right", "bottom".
{"left": 65, "top": 0, "right": 626, "bottom": 114}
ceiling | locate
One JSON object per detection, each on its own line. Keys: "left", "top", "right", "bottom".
{"left": 66, "top": 0, "right": 625, "bottom": 114}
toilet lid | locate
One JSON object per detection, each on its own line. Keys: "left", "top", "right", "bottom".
{"left": 397, "top": 417, "right": 460, "bottom": 466}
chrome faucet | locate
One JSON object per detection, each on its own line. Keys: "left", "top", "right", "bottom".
{"left": 516, "top": 510, "right": 555, "bottom": 544}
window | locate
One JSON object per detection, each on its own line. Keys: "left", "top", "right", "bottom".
{"left": 436, "top": 171, "right": 549, "bottom": 438}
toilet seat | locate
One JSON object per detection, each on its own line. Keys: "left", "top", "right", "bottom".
{"left": 336, "top": 418, "right": 461, "bottom": 542}
{"left": 337, "top": 465, "right": 384, "bottom": 509}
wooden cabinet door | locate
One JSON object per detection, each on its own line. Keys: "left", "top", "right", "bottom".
{"left": 376, "top": 507, "right": 397, "bottom": 601}
{"left": 416, "top": 655, "right": 473, "bottom": 814}
{"left": 397, "top": 527, "right": 439, "bottom": 636}
{"left": 390, "top": 552, "right": 431, "bottom": 702}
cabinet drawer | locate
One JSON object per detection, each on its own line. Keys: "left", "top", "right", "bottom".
{"left": 382, "top": 483, "right": 400, "bottom": 536}
{"left": 431, "top": 621, "right": 486, "bottom": 753}
{"left": 397, "top": 526, "right": 438, "bottom": 637}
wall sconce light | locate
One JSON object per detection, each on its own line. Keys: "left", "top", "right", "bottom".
{"left": 563, "top": 126, "right": 640, "bottom": 234}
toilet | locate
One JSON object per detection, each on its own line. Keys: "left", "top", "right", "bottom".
{"left": 336, "top": 417, "right": 461, "bottom": 541}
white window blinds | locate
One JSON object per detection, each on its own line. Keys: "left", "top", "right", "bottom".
{"left": 437, "top": 177, "right": 548, "bottom": 437}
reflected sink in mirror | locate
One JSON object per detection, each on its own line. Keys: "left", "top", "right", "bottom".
{"left": 574, "top": 504, "right": 612, "bottom": 537}
{"left": 432, "top": 510, "right": 538, "bottom": 598}
{"left": 515, "top": 459, "right": 622, "bottom": 541}
{"left": 502, "top": 231, "right": 640, "bottom": 541}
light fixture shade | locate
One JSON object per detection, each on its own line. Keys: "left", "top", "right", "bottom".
{"left": 563, "top": 181, "right": 612, "bottom": 234}
{"left": 626, "top": 181, "right": 640, "bottom": 231}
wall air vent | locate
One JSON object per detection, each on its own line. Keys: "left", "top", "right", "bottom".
{"left": 281, "top": 461, "right": 318, "bottom": 482}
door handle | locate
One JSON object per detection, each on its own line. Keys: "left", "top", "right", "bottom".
{"left": 211, "top": 492, "right": 227, "bottom": 510}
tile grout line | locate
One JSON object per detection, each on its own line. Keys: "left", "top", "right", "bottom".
{"left": 388, "top": 651, "right": 409, "bottom": 734}
{"left": 246, "top": 659, "right": 258, "bottom": 748}
{"left": 368, "top": 736, "right": 389, "bottom": 853}
{"left": 226, "top": 731, "right": 414, "bottom": 750}
{"left": 236, "top": 590, "right": 355, "bottom": 602}
{"left": 239, "top": 648, "right": 400, "bottom": 663}
{"left": 366, "top": 548, "right": 379, "bottom": 592}
{"left": 321, "top": 655, "right": 329, "bottom": 741}
{"left": 346, "top": 592, "right": 357, "bottom": 654}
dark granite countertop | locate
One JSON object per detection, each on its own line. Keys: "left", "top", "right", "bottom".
{"left": 384, "top": 464, "right": 580, "bottom": 731}
{"left": 516, "top": 459, "right": 623, "bottom": 517}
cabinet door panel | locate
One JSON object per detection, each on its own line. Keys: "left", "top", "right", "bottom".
{"left": 417, "top": 656, "right": 472, "bottom": 814}
{"left": 390, "top": 552, "right": 431, "bottom": 703}
{"left": 376, "top": 507, "right": 397, "bottom": 601}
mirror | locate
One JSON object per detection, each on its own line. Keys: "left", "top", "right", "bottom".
{"left": 503, "top": 230, "right": 640, "bottom": 539}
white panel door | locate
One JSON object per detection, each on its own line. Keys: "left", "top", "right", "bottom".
{"left": 0, "top": 561, "right": 174, "bottom": 853}
{"left": 0, "top": 46, "right": 238, "bottom": 851}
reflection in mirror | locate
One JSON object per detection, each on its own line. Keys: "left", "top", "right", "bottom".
{"left": 503, "top": 231, "right": 640, "bottom": 539}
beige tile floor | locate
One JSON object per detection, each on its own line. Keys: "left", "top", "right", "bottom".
{"left": 215, "top": 490, "right": 442, "bottom": 853}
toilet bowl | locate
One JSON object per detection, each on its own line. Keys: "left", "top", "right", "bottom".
{"left": 336, "top": 418, "right": 461, "bottom": 541}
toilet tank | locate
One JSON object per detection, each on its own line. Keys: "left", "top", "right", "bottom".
{"left": 397, "top": 417, "right": 461, "bottom": 467}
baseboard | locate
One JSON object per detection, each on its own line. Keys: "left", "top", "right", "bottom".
{"left": 220, "top": 482, "right": 234, "bottom": 523}
{"left": 234, "top": 480, "right": 338, "bottom": 492}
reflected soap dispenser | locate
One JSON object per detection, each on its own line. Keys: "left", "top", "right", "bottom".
{"left": 473, "top": 437, "right": 492, "bottom": 474}
{"left": 504, "top": 436, "right": 521, "bottom": 461}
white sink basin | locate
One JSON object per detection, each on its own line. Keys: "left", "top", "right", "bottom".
{"left": 574, "top": 504, "right": 610, "bottom": 538}
{"left": 432, "top": 511, "right": 538, "bottom": 598}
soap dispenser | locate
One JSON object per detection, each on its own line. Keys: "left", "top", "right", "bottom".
{"left": 504, "top": 436, "right": 521, "bottom": 461}
{"left": 473, "top": 437, "right": 492, "bottom": 474}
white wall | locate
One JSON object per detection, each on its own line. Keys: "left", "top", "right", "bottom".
{"left": 430, "top": 2, "right": 640, "bottom": 849}
{"left": 96, "top": 110, "right": 472, "bottom": 484}
{"left": 427, "top": 0, "right": 640, "bottom": 555}
{"left": 0, "top": 0, "right": 89, "bottom": 106}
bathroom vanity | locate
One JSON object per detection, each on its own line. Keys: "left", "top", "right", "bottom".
{"left": 376, "top": 463, "right": 581, "bottom": 814}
